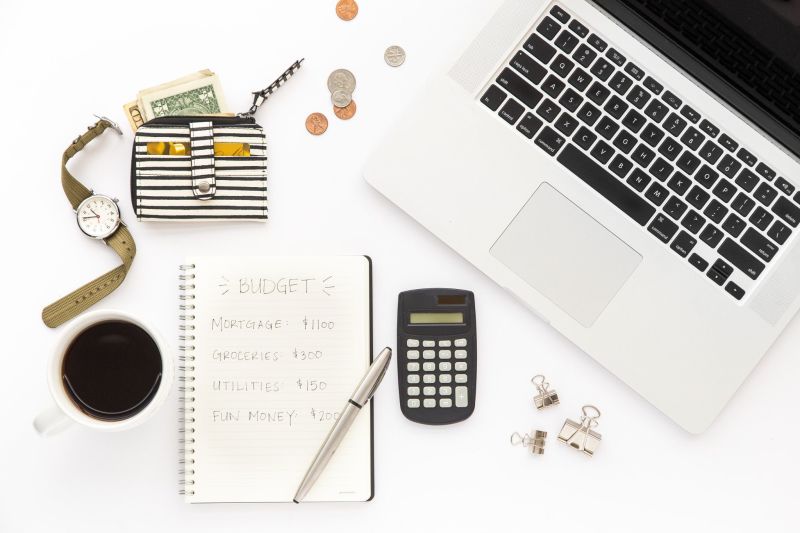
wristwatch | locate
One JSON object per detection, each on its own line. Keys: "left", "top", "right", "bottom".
{"left": 42, "top": 117, "right": 137, "bottom": 328}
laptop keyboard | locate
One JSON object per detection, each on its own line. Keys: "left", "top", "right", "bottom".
{"left": 481, "top": 3, "right": 800, "bottom": 302}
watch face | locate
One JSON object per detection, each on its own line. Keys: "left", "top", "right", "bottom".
{"left": 76, "top": 195, "right": 120, "bottom": 239}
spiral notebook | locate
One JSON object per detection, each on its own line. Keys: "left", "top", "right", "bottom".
{"left": 179, "top": 256, "right": 373, "bottom": 503}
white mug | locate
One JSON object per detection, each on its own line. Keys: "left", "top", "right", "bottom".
{"left": 33, "top": 309, "right": 173, "bottom": 436}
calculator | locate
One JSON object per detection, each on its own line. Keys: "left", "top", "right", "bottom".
{"left": 397, "top": 289, "right": 476, "bottom": 424}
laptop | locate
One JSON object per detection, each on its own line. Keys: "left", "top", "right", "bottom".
{"left": 364, "top": 0, "right": 800, "bottom": 433}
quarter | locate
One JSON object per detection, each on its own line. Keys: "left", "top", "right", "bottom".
{"left": 327, "top": 69, "right": 357, "bottom": 94}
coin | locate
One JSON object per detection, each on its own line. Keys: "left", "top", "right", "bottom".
{"left": 384, "top": 45, "right": 406, "bottom": 67}
{"left": 305, "top": 112, "right": 329, "bottom": 135}
{"left": 333, "top": 100, "right": 357, "bottom": 120}
{"left": 335, "top": 0, "right": 358, "bottom": 21}
{"left": 327, "top": 69, "right": 357, "bottom": 94}
{"left": 331, "top": 90, "right": 352, "bottom": 108}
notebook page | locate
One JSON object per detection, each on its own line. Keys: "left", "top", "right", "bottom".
{"left": 184, "top": 256, "right": 372, "bottom": 503}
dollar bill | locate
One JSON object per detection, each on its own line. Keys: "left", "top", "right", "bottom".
{"left": 122, "top": 100, "right": 145, "bottom": 131}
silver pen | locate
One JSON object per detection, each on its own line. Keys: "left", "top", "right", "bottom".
{"left": 293, "top": 347, "right": 393, "bottom": 503}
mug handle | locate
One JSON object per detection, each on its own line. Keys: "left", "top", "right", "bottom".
{"left": 33, "top": 405, "right": 73, "bottom": 437}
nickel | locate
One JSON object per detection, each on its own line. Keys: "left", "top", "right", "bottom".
{"left": 333, "top": 100, "right": 357, "bottom": 120}
{"left": 384, "top": 45, "right": 406, "bottom": 67}
{"left": 335, "top": 0, "right": 358, "bottom": 21}
{"left": 305, "top": 112, "right": 329, "bottom": 135}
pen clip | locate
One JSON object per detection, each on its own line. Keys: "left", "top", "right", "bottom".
{"left": 351, "top": 347, "right": 392, "bottom": 406}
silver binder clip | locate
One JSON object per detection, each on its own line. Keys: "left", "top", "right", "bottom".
{"left": 531, "top": 374, "right": 559, "bottom": 410}
{"left": 558, "top": 405, "right": 602, "bottom": 456}
{"left": 510, "top": 430, "right": 547, "bottom": 455}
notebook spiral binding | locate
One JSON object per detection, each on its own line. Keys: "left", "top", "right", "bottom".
{"left": 178, "top": 264, "right": 197, "bottom": 496}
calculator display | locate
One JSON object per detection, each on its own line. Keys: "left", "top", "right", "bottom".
{"left": 409, "top": 312, "right": 464, "bottom": 324}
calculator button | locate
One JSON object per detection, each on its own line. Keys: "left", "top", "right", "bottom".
{"left": 407, "top": 362, "right": 420, "bottom": 372}
{"left": 439, "top": 386, "right": 452, "bottom": 396}
{"left": 423, "top": 386, "right": 436, "bottom": 396}
{"left": 439, "top": 362, "right": 452, "bottom": 371}
{"left": 455, "top": 374, "right": 468, "bottom": 383}
{"left": 454, "top": 349, "right": 468, "bottom": 359}
{"left": 407, "top": 374, "right": 420, "bottom": 384}
{"left": 407, "top": 386, "right": 420, "bottom": 396}
{"left": 422, "top": 350, "right": 436, "bottom": 359}
{"left": 439, "top": 398, "right": 453, "bottom": 408}
{"left": 455, "top": 362, "right": 468, "bottom": 372}
{"left": 423, "top": 374, "right": 436, "bottom": 383}
{"left": 406, "top": 339, "right": 420, "bottom": 348}
{"left": 438, "top": 349, "right": 452, "bottom": 359}
{"left": 455, "top": 386, "right": 469, "bottom": 407}
{"left": 422, "top": 340, "right": 436, "bottom": 347}
{"left": 422, "top": 362, "right": 435, "bottom": 372}
{"left": 407, "top": 350, "right": 419, "bottom": 360}
{"left": 439, "top": 374, "right": 453, "bottom": 384}
{"left": 438, "top": 340, "right": 452, "bottom": 347}
{"left": 407, "top": 399, "right": 420, "bottom": 408}
{"left": 454, "top": 338, "right": 468, "bottom": 347}
{"left": 423, "top": 399, "right": 436, "bottom": 408}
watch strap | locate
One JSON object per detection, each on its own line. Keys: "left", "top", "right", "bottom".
{"left": 61, "top": 119, "right": 115, "bottom": 209}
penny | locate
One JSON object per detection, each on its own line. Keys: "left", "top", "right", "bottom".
{"left": 305, "top": 112, "right": 329, "bottom": 135}
{"left": 331, "top": 90, "right": 352, "bottom": 108}
{"left": 384, "top": 45, "right": 406, "bottom": 67}
{"left": 335, "top": 0, "right": 358, "bottom": 21}
{"left": 333, "top": 100, "right": 357, "bottom": 120}
{"left": 327, "top": 69, "right": 357, "bottom": 94}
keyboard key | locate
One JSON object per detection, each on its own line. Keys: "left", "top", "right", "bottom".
{"left": 717, "top": 154, "right": 742, "bottom": 179}
{"left": 640, "top": 123, "right": 664, "bottom": 147}
{"left": 569, "top": 19, "right": 589, "bottom": 38}
{"left": 422, "top": 362, "right": 435, "bottom": 372}
{"left": 573, "top": 126, "right": 597, "bottom": 150}
{"left": 643, "top": 76, "right": 663, "bottom": 95}
{"left": 749, "top": 206, "right": 774, "bottom": 231}
{"left": 558, "top": 144, "right": 656, "bottom": 225}
{"left": 776, "top": 177, "right": 796, "bottom": 196}
{"left": 609, "top": 155, "right": 634, "bottom": 179}
{"left": 664, "top": 113, "right": 688, "bottom": 137}
{"left": 524, "top": 34, "right": 557, "bottom": 64}
{"left": 577, "top": 102, "right": 601, "bottom": 126}
{"left": 676, "top": 151, "right": 701, "bottom": 174}
{"left": 707, "top": 268, "right": 726, "bottom": 286}
{"left": 568, "top": 67, "right": 592, "bottom": 91}
{"left": 645, "top": 183, "right": 669, "bottom": 205}
{"left": 658, "top": 137, "right": 682, "bottom": 161}
{"left": 407, "top": 350, "right": 420, "bottom": 359}
{"left": 423, "top": 398, "right": 436, "bottom": 408}
{"left": 408, "top": 374, "right": 420, "bottom": 384}
{"left": 667, "top": 172, "right": 692, "bottom": 195}
{"left": 554, "top": 30, "right": 579, "bottom": 53}
{"left": 767, "top": 220, "right": 792, "bottom": 245}
{"left": 595, "top": 116, "right": 619, "bottom": 140}
{"left": 554, "top": 112, "right": 579, "bottom": 136}
{"left": 423, "top": 385, "right": 436, "bottom": 396}
{"left": 712, "top": 259, "right": 733, "bottom": 279}
{"left": 422, "top": 340, "right": 434, "bottom": 347}
{"left": 406, "top": 339, "right": 420, "bottom": 348}
{"left": 680, "top": 127, "right": 705, "bottom": 150}
{"left": 455, "top": 386, "right": 469, "bottom": 407}
{"left": 534, "top": 126, "right": 566, "bottom": 155}
{"left": 499, "top": 99, "right": 525, "bottom": 124}
{"left": 439, "top": 398, "right": 453, "bottom": 408}
{"left": 439, "top": 385, "right": 452, "bottom": 395}
{"left": 632, "top": 143, "right": 655, "bottom": 167}
{"left": 542, "top": 74, "right": 566, "bottom": 98}
{"left": 587, "top": 82, "right": 611, "bottom": 104}
{"left": 536, "top": 98, "right": 561, "bottom": 122}
{"left": 735, "top": 168, "right": 760, "bottom": 193}
{"left": 496, "top": 68, "right": 543, "bottom": 108}
{"left": 439, "top": 350, "right": 452, "bottom": 359}
{"left": 481, "top": 85, "right": 507, "bottom": 111}
{"left": 700, "top": 224, "right": 724, "bottom": 248}
{"left": 644, "top": 100, "right": 669, "bottom": 123}
{"left": 510, "top": 51, "right": 548, "bottom": 84}
{"left": 741, "top": 228, "right": 778, "bottom": 262}
{"left": 613, "top": 129, "right": 637, "bottom": 154}
{"left": 712, "top": 179, "right": 736, "bottom": 203}
{"left": 604, "top": 95, "right": 629, "bottom": 119}
{"left": 627, "top": 168, "right": 651, "bottom": 192}
{"left": 696, "top": 164, "right": 719, "bottom": 189}
{"left": 537, "top": 16, "right": 561, "bottom": 40}
{"left": 407, "top": 398, "right": 420, "bottom": 408}
{"left": 754, "top": 182, "right": 779, "bottom": 206}
{"left": 699, "top": 141, "right": 723, "bottom": 164}
{"left": 559, "top": 88, "right": 584, "bottom": 112}
{"left": 681, "top": 210, "right": 706, "bottom": 234}
{"left": 609, "top": 72, "right": 633, "bottom": 95}
{"left": 671, "top": 230, "right": 697, "bottom": 257}
{"left": 454, "top": 361, "right": 468, "bottom": 372}
{"left": 454, "top": 338, "right": 467, "bottom": 347}
{"left": 588, "top": 33, "right": 607, "bottom": 52}
{"left": 590, "top": 140, "right": 615, "bottom": 164}
{"left": 649, "top": 158, "right": 674, "bottom": 182}
{"left": 699, "top": 119, "right": 720, "bottom": 137}
{"left": 719, "top": 134, "right": 738, "bottom": 152}
{"left": 648, "top": 213, "right": 679, "bottom": 243}
{"left": 516, "top": 112, "right": 544, "bottom": 139}
{"left": 689, "top": 253, "right": 709, "bottom": 271}
{"left": 704, "top": 199, "right": 728, "bottom": 224}
{"left": 755, "top": 162, "right": 776, "bottom": 181}
{"left": 438, "top": 361, "right": 452, "bottom": 371}
{"left": 664, "top": 195, "right": 688, "bottom": 219}
{"left": 772, "top": 196, "right": 800, "bottom": 226}
{"left": 687, "top": 185, "right": 711, "bottom": 209}
{"left": 606, "top": 48, "right": 626, "bottom": 66}
{"left": 725, "top": 282, "right": 745, "bottom": 301}
{"left": 455, "top": 374, "right": 468, "bottom": 384}
{"left": 423, "top": 374, "right": 436, "bottom": 384}
{"left": 572, "top": 43, "right": 597, "bottom": 67}
{"left": 550, "top": 5, "right": 570, "bottom": 23}
{"left": 662, "top": 91, "right": 682, "bottom": 109}
{"left": 736, "top": 148, "right": 757, "bottom": 167}
{"left": 731, "top": 192, "right": 756, "bottom": 216}
{"left": 590, "top": 57, "right": 613, "bottom": 81}
{"left": 680, "top": 105, "right": 701, "bottom": 123}
{"left": 439, "top": 374, "right": 452, "bottom": 383}
{"left": 407, "top": 362, "right": 420, "bottom": 372}
{"left": 552, "top": 54, "right": 575, "bottom": 78}
{"left": 422, "top": 349, "right": 435, "bottom": 359}
{"left": 721, "top": 213, "right": 746, "bottom": 237}
{"left": 624, "top": 62, "right": 645, "bottom": 81}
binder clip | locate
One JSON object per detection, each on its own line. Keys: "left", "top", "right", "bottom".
{"left": 531, "top": 374, "right": 559, "bottom": 410}
{"left": 558, "top": 405, "right": 602, "bottom": 457}
{"left": 510, "top": 430, "right": 547, "bottom": 455}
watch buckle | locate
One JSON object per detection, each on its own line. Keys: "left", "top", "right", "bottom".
{"left": 94, "top": 114, "right": 123, "bottom": 135}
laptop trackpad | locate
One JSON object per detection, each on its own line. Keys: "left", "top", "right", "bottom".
{"left": 490, "top": 183, "right": 642, "bottom": 327}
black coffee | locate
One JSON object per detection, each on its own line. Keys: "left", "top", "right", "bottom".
{"left": 62, "top": 320, "right": 162, "bottom": 421}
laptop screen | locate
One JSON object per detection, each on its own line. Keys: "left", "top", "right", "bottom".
{"left": 593, "top": 0, "right": 800, "bottom": 157}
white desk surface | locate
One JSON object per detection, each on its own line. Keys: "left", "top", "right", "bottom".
{"left": 2, "top": 1, "right": 797, "bottom": 531}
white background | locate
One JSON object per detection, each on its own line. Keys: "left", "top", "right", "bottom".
{"left": 1, "top": 1, "right": 797, "bottom": 531}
